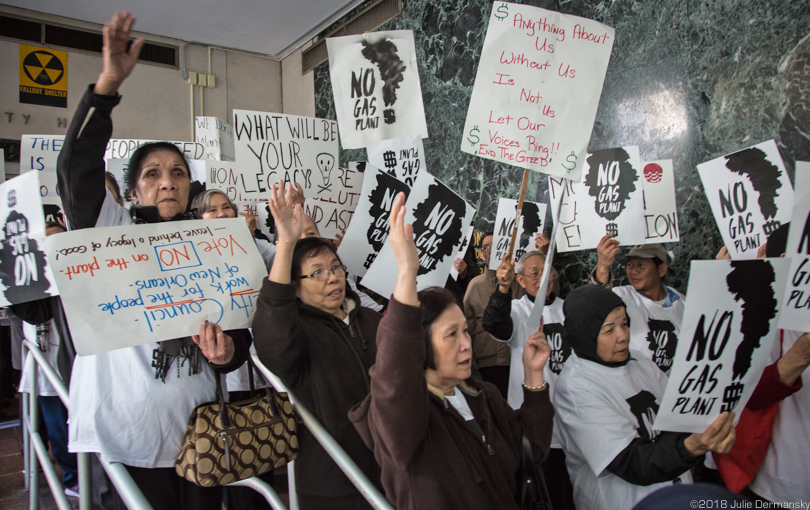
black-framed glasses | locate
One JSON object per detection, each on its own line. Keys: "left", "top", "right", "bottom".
{"left": 300, "top": 264, "right": 347, "bottom": 281}
{"left": 518, "top": 271, "right": 542, "bottom": 280}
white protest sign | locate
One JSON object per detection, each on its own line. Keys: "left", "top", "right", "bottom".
{"left": 44, "top": 218, "right": 266, "bottom": 355}
{"left": 232, "top": 110, "right": 339, "bottom": 202}
{"left": 451, "top": 225, "right": 476, "bottom": 280}
{"left": 104, "top": 139, "right": 206, "bottom": 160}
{"left": 653, "top": 258, "right": 790, "bottom": 433}
{"left": 195, "top": 117, "right": 235, "bottom": 161}
{"left": 641, "top": 160, "right": 680, "bottom": 243}
{"left": 460, "top": 2, "right": 614, "bottom": 180}
{"left": 336, "top": 164, "right": 410, "bottom": 277}
{"left": 549, "top": 146, "right": 646, "bottom": 252}
{"left": 303, "top": 165, "right": 365, "bottom": 239}
{"left": 326, "top": 31, "right": 428, "bottom": 149}
{"left": 206, "top": 161, "right": 261, "bottom": 205}
{"left": 367, "top": 135, "right": 425, "bottom": 187}
{"left": 0, "top": 172, "right": 59, "bottom": 305}
{"left": 779, "top": 162, "right": 810, "bottom": 331}
{"left": 490, "top": 198, "right": 547, "bottom": 270}
{"left": 363, "top": 173, "right": 476, "bottom": 297}
{"left": 21, "top": 135, "right": 63, "bottom": 206}
{"left": 697, "top": 140, "right": 794, "bottom": 260}
{"left": 0, "top": 149, "right": 5, "bottom": 184}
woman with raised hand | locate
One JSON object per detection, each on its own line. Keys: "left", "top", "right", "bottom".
{"left": 349, "top": 192, "right": 555, "bottom": 510}
{"left": 253, "top": 181, "right": 382, "bottom": 509}
{"left": 57, "top": 12, "right": 251, "bottom": 510}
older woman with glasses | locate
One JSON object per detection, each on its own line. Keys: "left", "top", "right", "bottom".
{"left": 253, "top": 181, "right": 382, "bottom": 510}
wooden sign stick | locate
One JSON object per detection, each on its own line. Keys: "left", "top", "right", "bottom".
{"left": 504, "top": 168, "right": 530, "bottom": 262}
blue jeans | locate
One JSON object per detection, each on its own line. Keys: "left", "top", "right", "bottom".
{"left": 39, "top": 396, "right": 78, "bottom": 488}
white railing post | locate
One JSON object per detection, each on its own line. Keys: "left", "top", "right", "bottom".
{"left": 27, "top": 348, "right": 40, "bottom": 510}
{"left": 78, "top": 453, "right": 92, "bottom": 510}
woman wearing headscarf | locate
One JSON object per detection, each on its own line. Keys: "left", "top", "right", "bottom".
{"left": 553, "top": 284, "right": 736, "bottom": 510}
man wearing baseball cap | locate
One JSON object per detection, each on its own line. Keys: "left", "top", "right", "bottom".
{"left": 589, "top": 233, "right": 685, "bottom": 374}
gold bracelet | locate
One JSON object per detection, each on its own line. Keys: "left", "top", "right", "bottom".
{"left": 523, "top": 381, "right": 548, "bottom": 392}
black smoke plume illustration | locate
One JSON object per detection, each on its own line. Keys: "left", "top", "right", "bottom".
{"left": 0, "top": 210, "right": 51, "bottom": 303}
{"left": 625, "top": 390, "right": 659, "bottom": 441}
{"left": 584, "top": 148, "right": 639, "bottom": 235}
{"left": 725, "top": 260, "right": 778, "bottom": 381}
{"left": 365, "top": 172, "right": 410, "bottom": 267}
{"left": 411, "top": 182, "right": 466, "bottom": 276}
{"left": 516, "top": 201, "right": 542, "bottom": 260}
{"left": 361, "top": 39, "right": 406, "bottom": 125}
{"left": 544, "top": 323, "right": 571, "bottom": 375}
{"left": 725, "top": 148, "right": 783, "bottom": 230}
{"left": 645, "top": 319, "right": 677, "bottom": 373}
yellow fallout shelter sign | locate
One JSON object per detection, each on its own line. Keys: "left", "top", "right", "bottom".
{"left": 20, "top": 45, "right": 68, "bottom": 108}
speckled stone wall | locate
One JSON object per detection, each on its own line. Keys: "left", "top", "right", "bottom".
{"left": 315, "top": 0, "right": 810, "bottom": 295}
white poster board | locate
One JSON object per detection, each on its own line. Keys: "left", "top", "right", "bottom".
{"left": 303, "top": 165, "right": 365, "bottom": 239}
{"left": 104, "top": 139, "right": 206, "bottom": 160}
{"left": 326, "top": 31, "right": 428, "bottom": 149}
{"left": 641, "top": 160, "right": 680, "bottom": 243}
{"left": 195, "top": 117, "right": 235, "bottom": 161}
{"left": 549, "top": 146, "right": 646, "bottom": 252}
{"left": 450, "top": 225, "right": 476, "bottom": 280}
{"left": 653, "top": 258, "right": 790, "bottom": 433}
{"left": 366, "top": 135, "right": 425, "bottom": 187}
{"left": 336, "top": 164, "right": 410, "bottom": 277}
{"left": 206, "top": 161, "right": 261, "bottom": 205}
{"left": 460, "top": 2, "right": 614, "bottom": 180}
{"left": 697, "top": 140, "right": 794, "bottom": 260}
{"left": 362, "top": 173, "right": 476, "bottom": 297}
{"left": 0, "top": 172, "right": 59, "bottom": 305}
{"left": 0, "top": 149, "right": 5, "bottom": 184}
{"left": 779, "top": 161, "right": 810, "bottom": 331}
{"left": 490, "top": 198, "right": 547, "bottom": 269}
{"left": 21, "top": 135, "right": 62, "bottom": 206}
{"left": 44, "top": 218, "right": 267, "bottom": 355}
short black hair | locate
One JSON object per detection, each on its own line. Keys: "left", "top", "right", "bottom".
{"left": 125, "top": 142, "right": 190, "bottom": 201}
{"left": 417, "top": 287, "right": 462, "bottom": 370}
{"left": 291, "top": 237, "right": 341, "bottom": 282}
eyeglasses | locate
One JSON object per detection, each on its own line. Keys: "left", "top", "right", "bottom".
{"left": 518, "top": 271, "right": 542, "bottom": 280}
{"left": 300, "top": 264, "right": 347, "bottom": 281}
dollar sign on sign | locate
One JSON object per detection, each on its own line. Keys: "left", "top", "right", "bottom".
{"left": 467, "top": 125, "right": 481, "bottom": 147}
{"left": 494, "top": 3, "right": 509, "bottom": 21}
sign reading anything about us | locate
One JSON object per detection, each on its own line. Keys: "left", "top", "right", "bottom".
{"left": 195, "top": 117, "right": 235, "bottom": 161}
{"left": 20, "top": 45, "right": 68, "bottom": 108}
{"left": 336, "top": 164, "right": 410, "bottom": 277}
{"left": 489, "top": 197, "right": 548, "bottom": 270}
{"left": 779, "top": 161, "right": 810, "bottom": 331}
{"left": 460, "top": 2, "right": 614, "bottom": 180}
{"left": 366, "top": 135, "right": 426, "bottom": 187}
{"left": 549, "top": 146, "right": 646, "bottom": 252}
{"left": 43, "top": 218, "right": 267, "bottom": 355}
{"left": 697, "top": 139, "right": 794, "bottom": 260}
{"left": 303, "top": 164, "right": 365, "bottom": 239}
{"left": 232, "top": 109, "right": 339, "bottom": 201}
{"left": 450, "top": 225, "right": 476, "bottom": 280}
{"left": 0, "top": 172, "right": 59, "bottom": 306}
{"left": 362, "top": 172, "right": 476, "bottom": 298}
{"left": 652, "top": 258, "right": 790, "bottom": 433}
{"left": 641, "top": 159, "right": 680, "bottom": 243}
{"left": 326, "top": 31, "right": 428, "bottom": 149}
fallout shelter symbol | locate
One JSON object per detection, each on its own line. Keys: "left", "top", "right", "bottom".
{"left": 23, "top": 51, "right": 65, "bottom": 86}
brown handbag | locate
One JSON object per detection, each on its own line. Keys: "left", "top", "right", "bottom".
{"left": 175, "top": 357, "right": 299, "bottom": 487}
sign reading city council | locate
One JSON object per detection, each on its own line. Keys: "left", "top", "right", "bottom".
{"left": 20, "top": 45, "right": 68, "bottom": 108}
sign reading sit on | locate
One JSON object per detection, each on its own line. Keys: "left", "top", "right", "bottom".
{"left": 20, "top": 45, "right": 68, "bottom": 108}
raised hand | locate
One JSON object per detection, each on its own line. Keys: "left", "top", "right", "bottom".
{"left": 192, "top": 320, "right": 235, "bottom": 365}
{"left": 684, "top": 411, "right": 736, "bottom": 456}
{"left": 496, "top": 256, "right": 515, "bottom": 293}
{"left": 239, "top": 209, "right": 257, "bottom": 235}
{"left": 95, "top": 12, "right": 145, "bottom": 95}
{"left": 290, "top": 182, "right": 306, "bottom": 207}
{"left": 453, "top": 258, "right": 467, "bottom": 275}
{"left": 388, "top": 192, "right": 419, "bottom": 306}
{"left": 534, "top": 233, "right": 550, "bottom": 255}
{"left": 595, "top": 233, "right": 620, "bottom": 284}
{"left": 715, "top": 246, "right": 731, "bottom": 260}
{"left": 523, "top": 323, "right": 551, "bottom": 387}
{"left": 268, "top": 180, "right": 303, "bottom": 245}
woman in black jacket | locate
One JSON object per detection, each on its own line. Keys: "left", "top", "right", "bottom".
{"left": 56, "top": 12, "right": 251, "bottom": 510}
{"left": 253, "top": 182, "right": 382, "bottom": 509}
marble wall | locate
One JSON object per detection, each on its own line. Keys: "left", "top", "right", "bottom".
{"left": 314, "top": 0, "right": 810, "bottom": 295}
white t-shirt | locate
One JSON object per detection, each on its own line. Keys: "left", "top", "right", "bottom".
{"left": 68, "top": 193, "right": 220, "bottom": 468}
{"left": 19, "top": 321, "right": 62, "bottom": 397}
{"left": 749, "top": 329, "right": 810, "bottom": 503}
{"left": 255, "top": 238, "right": 275, "bottom": 271}
{"left": 613, "top": 285, "right": 685, "bottom": 374}
{"left": 553, "top": 352, "right": 693, "bottom": 510}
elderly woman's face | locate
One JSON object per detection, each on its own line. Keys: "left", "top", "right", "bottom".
{"left": 596, "top": 306, "right": 631, "bottom": 363}
{"left": 428, "top": 304, "right": 472, "bottom": 387}
{"left": 130, "top": 149, "right": 190, "bottom": 220}
{"left": 296, "top": 248, "right": 346, "bottom": 317}
{"left": 202, "top": 193, "right": 236, "bottom": 219}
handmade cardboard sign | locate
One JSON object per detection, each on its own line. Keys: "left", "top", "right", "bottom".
{"left": 697, "top": 140, "right": 794, "bottom": 260}
{"left": 641, "top": 159, "right": 680, "bottom": 243}
{"left": 44, "top": 218, "right": 267, "bottom": 355}
{"left": 489, "top": 198, "right": 547, "bottom": 270}
{"left": 362, "top": 173, "right": 476, "bottom": 297}
{"left": 336, "top": 164, "right": 410, "bottom": 277}
{"left": 366, "top": 135, "right": 425, "bottom": 187}
{"left": 326, "top": 31, "right": 428, "bottom": 149}
{"left": 779, "top": 161, "right": 810, "bottom": 331}
{"left": 195, "top": 117, "right": 235, "bottom": 161}
{"left": 549, "top": 146, "right": 646, "bottom": 252}
{"left": 206, "top": 161, "right": 260, "bottom": 205}
{"left": 104, "top": 139, "right": 206, "bottom": 160}
{"left": 460, "top": 2, "right": 614, "bottom": 180}
{"left": 450, "top": 225, "right": 475, "bottom": 280}
{"left": 0, "top": 172, "right": 59, "bottom": 306}
{"left": 652, "top": 258, "right": 790, "bottom": 433}
{"left": 303, "top": 165, "right": 365, "bottom": 239}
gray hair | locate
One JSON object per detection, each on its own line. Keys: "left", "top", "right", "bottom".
{"left": 516, "top": 250, "right": 545, "bottom": 275}
{"left": 190, "top": 189, "right": 238, "bottom": 216}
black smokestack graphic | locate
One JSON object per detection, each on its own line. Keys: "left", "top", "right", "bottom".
{"left": 645, "top": 319, "right": 677, "bottom": 373}
{"left": 361, "top": 39, "right": 406, "bottom": 125}
{"left": 725, "top": 260, "right": 778, "bottom": 380}
{"left": 725, "top": 147, "right": 783, "bottom": 233}
{"left": 0, "top": 210, "right": 51, "bottom": 303}
{"left": 366, "top": 172, "right": 410, "bottom": 255}
{"left": 411, "top": 182, "right": 465, "bottom": 276}
{"left": 516, "top": 201, "right": 542, "bottom": 259}
{"left": 625, "top": 390, "right": 659, "bottom": 441}
{"left": 584, "top": 148, "right": 638, "bottom": 235}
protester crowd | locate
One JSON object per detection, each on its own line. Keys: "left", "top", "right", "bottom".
{"left": 2, "top": 10, "right": 809, "bottom": 510}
